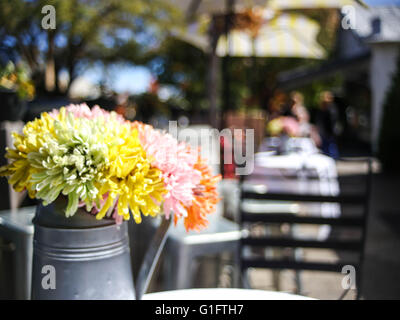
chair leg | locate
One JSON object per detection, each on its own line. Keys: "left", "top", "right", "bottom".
{"left": 242, "top": 269, "right": 252, "bottom": 289}
{"left": 356, "top": 268, "right": 363, "bottom": 300}
{"left": 270, "top": 225, "right": 282, "bottom": 291}
{"left": 272, "top": 270, "right": 281, "bottom": 291}
{"left": 294, "top": 248, "right": 303, "bottom": 294}
{"left": 294, "top": 271, "right": 302, "bottom": 295}
{"left": 233, "top": 243, "right": 241, "bottom": 288}
{"left": 291, "top": 224, "right": 303, "bottom": 294}
{"left": 214, "top": 254, "right": 222, "bottom": 287}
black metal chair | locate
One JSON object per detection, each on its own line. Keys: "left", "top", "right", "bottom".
{"left": 238, "top": 157, "right": 372, "bottom": 299}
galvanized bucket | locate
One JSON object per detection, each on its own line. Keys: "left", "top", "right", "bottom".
{"left": 31, "top": 197, "right": 170, "bottom": 300}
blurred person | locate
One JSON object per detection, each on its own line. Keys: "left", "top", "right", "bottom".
{"left": 315, "top": 91, "right": 339, "bottom": 159}
{"left": 289, "top": 91, "right": 321, "bottom": 147}
{"left": 289, "top": 91, "right": 310, "bottom": 136}
{"left": 267, "top": 90, "right": 287, "bottom": 120}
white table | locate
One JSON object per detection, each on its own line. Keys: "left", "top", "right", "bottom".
{"left": 143, "top": 288, "right": 314, "bottom": 300}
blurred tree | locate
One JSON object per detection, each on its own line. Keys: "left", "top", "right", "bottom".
{"left": 146, "top": 38, "right": 209, "bottom": 114}
{"left": 0, "top": 0, "right": 180, "bottom": 96}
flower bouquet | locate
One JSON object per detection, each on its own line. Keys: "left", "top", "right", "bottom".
{"left": 1, "top": 103, "right": 220, "bottom": 230}
{"left": 0, "top": 103, "right": 221, "bottom": 299}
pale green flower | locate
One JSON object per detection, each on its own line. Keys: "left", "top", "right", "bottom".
{"left": 28, "top": 110, "right": 110, "bottom": 217}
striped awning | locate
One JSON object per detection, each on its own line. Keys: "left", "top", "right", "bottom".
{"left": 169, "top": 0, "right": 267, "bottom": 18}
{"left": 216, "top": 13, "right": 326, "bottom": 59}
{"left": 169, "top": 0, "right": 365, "bottom": 20}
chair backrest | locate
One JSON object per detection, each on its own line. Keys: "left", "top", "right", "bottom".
{"left": 238, "top": 157, "right": 372, "bottom": 296}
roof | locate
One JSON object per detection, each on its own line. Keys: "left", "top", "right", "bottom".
{"left": 276, "top": 5, "right": 400, "bottom": 88}
{"left": 277, "top": 52, "right": 371, "bottom": 89}
{"left": 354, "top": 5, "right": 400, "bottom": 43}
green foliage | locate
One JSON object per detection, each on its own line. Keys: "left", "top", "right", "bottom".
{"left": 0, "top": 0, "right": 181, "bottom": 94}
{"left": 378, "top": 55, "right": 400, "bottom": 172}
{"left": 0, "top": 61, "right": 35, "bottom": 100}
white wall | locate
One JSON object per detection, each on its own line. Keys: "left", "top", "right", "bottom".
{"left": 370, "top": 43, "right": 400, "bottom": 152}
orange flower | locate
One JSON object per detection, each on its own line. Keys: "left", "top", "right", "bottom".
{"left": 180, "top": 156, "right": 221, "bottom": 232}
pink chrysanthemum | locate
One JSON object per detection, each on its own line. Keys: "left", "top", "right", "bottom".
{"left": 49, "top": 103, "right": 126, "bottom": 123}
{"left": 132, "top": 121, "right": 201, "bottom": 219}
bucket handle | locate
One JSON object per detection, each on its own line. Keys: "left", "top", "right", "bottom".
{"left": 135, "top": 216, "right": 172, "bottom": 300}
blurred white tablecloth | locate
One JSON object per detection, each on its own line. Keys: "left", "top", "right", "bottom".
{"left": 253, "top": 153, "right": 337, "bottom": 179}
{"left": 242, "top": 151, "right": 341, "bottom": 240}
{"left": 143, "top": 288, "right": 314, "bottom": 300}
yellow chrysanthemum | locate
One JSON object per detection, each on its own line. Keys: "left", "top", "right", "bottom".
{"left": 0, "top": 112, "right": 55, "bottom": 197}
{"left": 96, "top": 126, "right": 166, "bottom": 223}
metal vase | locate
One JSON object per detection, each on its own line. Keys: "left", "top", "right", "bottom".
{"left": 31, "top": 199, "right": 136, "bottom": 300}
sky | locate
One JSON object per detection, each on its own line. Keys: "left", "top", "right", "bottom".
{"left": 365, "top": 0, "right": 400, "bottom": 4}
{"left": 83, "top": 63, "right": 153, "bottom": 95}
{"left": 81, "top": 0, "right": 400, "bottom": 95}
